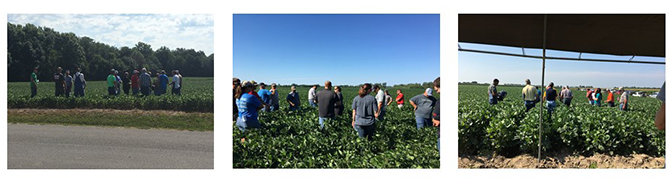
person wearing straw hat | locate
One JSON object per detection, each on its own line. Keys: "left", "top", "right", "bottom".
{"left": 410, "top": 88, "right": 438, "bottom": 129}
{"left": 236, "top": 80, "right": 263, "bottom": 142}
{"left": 286, "top": 86, "right": 301, "bottom": 111}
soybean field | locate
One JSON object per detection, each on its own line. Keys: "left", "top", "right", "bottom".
{"left": 233, "top": 86, "right": 440, "bottom": 168}
{"left": 7, "top": 77, "right": 214, "bottom": 112}
{"left": 458, "top": 84, "right": 665, "bottom": 158}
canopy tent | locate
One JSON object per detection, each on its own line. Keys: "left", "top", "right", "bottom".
{"left": 459, "top": 14, "right": 665, "bottom": 58}
{"left": 458, "top": 14, "right": 665, "bottom": 162}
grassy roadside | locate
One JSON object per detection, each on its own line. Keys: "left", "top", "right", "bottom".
{"left": 8, "top": 109, "right": 213, "bottom": 131}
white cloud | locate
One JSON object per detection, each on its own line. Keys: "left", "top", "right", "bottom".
{"left": 8, "top": 14, "right": 214, "bottom": 55}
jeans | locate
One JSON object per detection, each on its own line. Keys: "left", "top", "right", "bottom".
{"left": 318, "top": 117, "right": 331, "bottom": 129}
{"left": 55, "top": 87, "right": 63, "bottom": 97}
{"left": 355, "top": 124, "right": 375, "bottom": 140}
{"left": 172, "top": 87, "right": 181, "bottom": 96}
{"left": 608, "top": 102, "right": 615, "bottom": 107}
{"left": 270, "top": 104, "right": 279, "bottom": 112}
{"left": 416, "top": 116, "right": 432, "bottom": 129}
{"left": 31, "top": 87, "right": 37, "bottom": 98}
{"left": 594, "top": 101, "right": 601, "bottom": 107}
{"left": 141, "top": 86, "right": 150, "bottom": 96}
{"left": 236, "top": 116, "right": 260, "bottom": 133}
{"left": 108, "top": 87, "right": 116, "bottom": 96}
{"left": 289, "top": 105, "right": 299, "bottom": 111}
{"left": 589, "top": 100, "right": 594, "bottom": 105}
{"left": 309, "top": 100, "right": 317, "bottom": 107}
{"left": 524, "top": 100, "right": 535, "bottom": 112}
{"left": 563, "top": 98, "right": 572, "bottom": 107}
{"left": 620, "top": 103, "right": 628, "bottom": 111}
{"left": 546, "top": 100, "right": 557, "bottom": 114}
{"left": 377, "top": 109, "right": 386, "bottom": 121}
{"left": 132, "top": 88, "right": 139, "bottom": 95}
{"left": 489, "top": 98, "right": 497, "bottom": 105}
{"left": 74, "top": 87, "right": 85, "bottom": 97}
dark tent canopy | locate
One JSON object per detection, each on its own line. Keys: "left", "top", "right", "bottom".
{"left": 459, "top": 14, "right": 665, "bottom": 57}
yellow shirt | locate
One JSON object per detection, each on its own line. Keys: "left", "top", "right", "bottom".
{"left": 522, "top": 85, "right": 537, "bottom": 101}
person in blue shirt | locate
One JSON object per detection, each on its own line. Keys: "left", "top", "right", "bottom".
{"left": 158, "top": 70, "right": 169, "bottom": 96}
{"left": 236, "top": 80, "right": 263, "bottom": 143}
{"left": 257, "top": 83, "right": 272, "bottom": 112}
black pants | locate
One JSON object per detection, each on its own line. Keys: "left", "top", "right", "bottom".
{"left": 31, "top": 87, "right": 37, "bottom": 98}
{"left": 55, "top": 87, "right": 64, "bottom": 97}
{"left": 141, "top": 86, "right": 151, "bottom": 96}
{"left": 108, "top": 87, "right": 116, "bottom": 96}
{"left": 123, "top": 85, "right": 130, "bottom": 95}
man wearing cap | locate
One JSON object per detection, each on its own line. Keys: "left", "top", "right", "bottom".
{"left": 158, "top": 70, "right": 169, "bottom": 96}
{"left": 373, "top": 85, "right": 386, "bottom": 121}
{"left": 287, "top": 86, "right": 301, "bottom": 111}
{"left": 30, "top": 67, "right": 39, "bottom": 98}
{"left": 618, "top": 87, "right": 630, "bottom": 111}
{"left": 140, "top": 68, "right": 152, "bottom": 96}
{"left": 53, "top": 67, "right": 65, "bottom": 97}
{"left": 170, "top": 70, "right": 182, "bottom": 96}
{"left": 74, "top": 67, "right": 86, "bottom": 97}
{"left": 315, "top": 81, "right": 337, "bottom": 129}
{"left": 257, "top": 83, "right": 272, "bottom": 112}
{"left": 269, "top": 83, "right": 280, "bottom": 112}
{"left": 107, "top": 69, "right": 117, "bottom": 96}
{"left": 308, "top": 85, "right": 318, "bottom": 107}
{"left": 522, "top": 79, "right": 537, "bottom": 112}
{"left": 488, "top": 78, "right": 499, "bottom": 105}
{"left": 409, "top": 88, "right": 438, "bottom": 129}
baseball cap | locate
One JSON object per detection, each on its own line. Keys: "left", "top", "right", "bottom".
{"left": 425, "top": 88, "right": 433, "bottom": 96}
{"left": 242, "top": 80, "right": 255, "bottom": 88}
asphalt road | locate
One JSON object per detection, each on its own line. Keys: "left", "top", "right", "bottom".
{"left": 8, "top": 123, "right": 213, "bottom": 169}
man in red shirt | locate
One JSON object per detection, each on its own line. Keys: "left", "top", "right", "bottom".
{"left": 131, "top": 70, "right": 140, "bottom": 95}
{"left": 396, "top": 89, "right": 405, "bottom": 109}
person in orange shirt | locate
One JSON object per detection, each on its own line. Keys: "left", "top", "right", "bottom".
{"left": 396, "top": 89, "right": 405, "bottom": 109}
{"left": 606, "top": 89, "right": 615, "bottom": 107}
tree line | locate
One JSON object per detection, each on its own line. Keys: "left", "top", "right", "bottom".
{"left": 7, "top": 23, "right": 214, "bottom": 82}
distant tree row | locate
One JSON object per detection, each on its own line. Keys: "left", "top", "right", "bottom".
{"left": 7, "top": 23, "right": 214, "bottom": 82}
{"left": 277, "top": 82, "right": 436, "bottom": 89}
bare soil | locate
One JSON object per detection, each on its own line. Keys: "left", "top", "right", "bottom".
{"left": 459, "top": 154, "right": 665, "bottom": 169}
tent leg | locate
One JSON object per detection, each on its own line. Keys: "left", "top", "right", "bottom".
{"left": 538, "top": 14, "right": 548, "bottom": 164}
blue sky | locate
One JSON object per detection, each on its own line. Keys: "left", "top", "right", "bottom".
{"left": 459, "top": 43, "right": 666, "bottom": 88}
{"left": 233, "top": 14, "right": 440, "bottom": 86}
{"left": 8, "top": 14, "right": 214, "bottom": 55}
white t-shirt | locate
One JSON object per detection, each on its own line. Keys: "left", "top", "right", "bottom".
{"left": 173, "top": 75, "right": 181, "bottom": 88}
{"left": 308, "top": 87, "right": 316, "bottom": 100}
{"left": 376, "top": 90, "right": 386, "bottom": 110}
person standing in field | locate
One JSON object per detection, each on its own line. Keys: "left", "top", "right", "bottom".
{"left": 374, "top": 85, "right": 386, "bottom": 121}
{"left": 385, "top": 90, "right": 393, "bottom": 106}
{"left": 115, "top": 70, "right": 122, "bottom": 96}
{"left": 153, "top": 72, "right": 160, "bottom": 96}
{"left": 587, "top": 88, "right": 594, "bottom": 105}
{"left": 619, "top": 87, "right": 629, "bottom": 111}
{"left": 488, "top": 78, "right": 499, "bottom": 105}
{"left": 308, "top": 85, "right": 318, "bottom": 107}
{"left": 606, "top": 89, "right": 615, "bottom": 107}
{"left": 233, "top": 77, "right": 241, "bottom": 121}
{"left": 396, "top": 89, "right": 405, "bottom": 109}
{"left": 159, "top": 70, "right": 169, "bottom": 96}
{"left": 170, "top": 70, "right": 182, "bottom": 96}
{"left": 522, "top": 79, "right": 537, "bottom": 112}
{"left": 432, "top": 77, "right": 441, "bottom": 153}
{"left": 559, "top": 86, "right": 573, "bottom": 107}
{"left": 352, "top": 83, "right": 378, "bottom": 140}
{"left": 286, "top": 86, "right": 301, "bottom": 111}
{"left": 140, "top": 68, "right": 152, "bottom": 97}
{"left": 593, "top": 88, "right": 603, "bottom": 107}
{"left": 315, "top": 81, "right": 337, "bottom": 130}
{"left": 410, "top": 88, "right": 438, "bottom": 129}
{"left": 334, "top": 86, "right": 344, "bottom": 116}
{"left": 131, "top": 70, "right": 140, "bottom": 95}
{"left": 236, "top": 80, "right": 263, "bottom": 143}
{"left": 73, "top": 67, "right": 86, "bottom": 97}
{"left": 107, "top": 69, "right": 117, "bottom": 96}
{"left": 269, "top": 83, "right": 280, "bottom": 112}
{"left": 53, "top": 67, "right": 65, "bottom": 97}
{"left": 545, "top": 82, "right": 558, "bottom": 115}
{"left": 30, "top": 67, "right": 38, "bottom": 98}
{"left": 122, "top": 72, "right": 131, "bottom": 95}
{"left": 257, "top": 83, "right": 272, "bottom": 112}
{"left": 64, "top": 70, "right": 72, "bottom": 97}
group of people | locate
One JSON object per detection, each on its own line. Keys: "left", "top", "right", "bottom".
{"left": 488, "top": 78, "right": 635, "bottom": 115}
{"left": 29, "top": 66, "right": 183, "bottom": 98}
{"left": 233, "top": 77, "right": 441, "bottom": 150}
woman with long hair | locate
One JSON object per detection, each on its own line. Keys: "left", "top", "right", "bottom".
{"left": 351, "top": 83, "right": 378, "bottom": 140}
{"left": 594, "top": 88, "right": 603, "bottom": 107}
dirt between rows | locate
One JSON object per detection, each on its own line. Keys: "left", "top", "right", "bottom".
{"left": 459, "top": 154, "right": 665, "bottom": 169}
{"left": 8, "top": 108, "right": 209, "bottom": 116}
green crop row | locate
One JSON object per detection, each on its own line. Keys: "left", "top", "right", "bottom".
{"left": 459, "top": 84, "right": 665, "bottom": 157}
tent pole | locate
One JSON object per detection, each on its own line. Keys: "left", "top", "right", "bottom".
{"left": 538, "top": 15, "right": 548, "bottom": 164}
